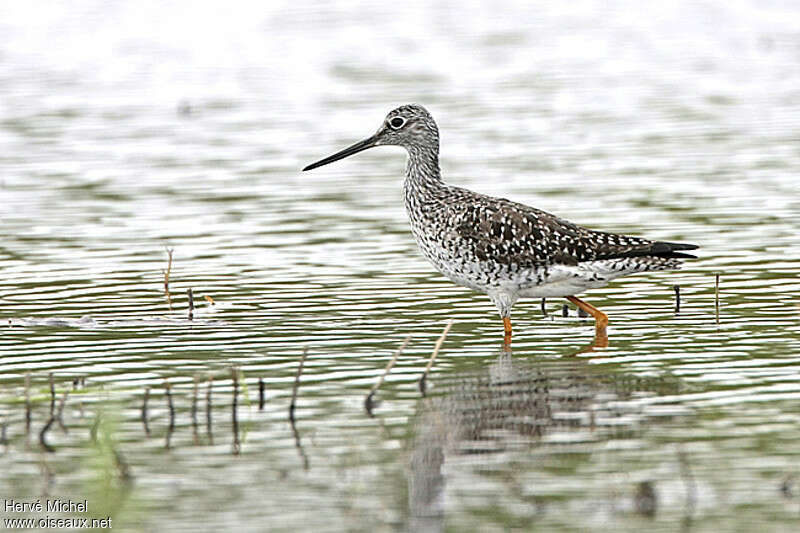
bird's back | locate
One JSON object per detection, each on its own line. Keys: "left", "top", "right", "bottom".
{"left": 404, "top": 182, "right": 697, "bottom": 294}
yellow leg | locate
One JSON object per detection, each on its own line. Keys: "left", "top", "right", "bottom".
{"left": 503, "top": 317, "right": 512, "bottom": 346}
{"left": 566, "top": 296, "right": 609, "bottom": 347}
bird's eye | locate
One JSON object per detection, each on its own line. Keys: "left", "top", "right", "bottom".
{"left": 389, "top": 117, "right": 405, "bottom": 129}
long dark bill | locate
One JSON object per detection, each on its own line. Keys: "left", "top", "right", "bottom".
{"left": 302, "top": 134, "right": 379, "bottom": 171}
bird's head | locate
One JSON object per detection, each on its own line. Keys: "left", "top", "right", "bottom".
{"left": 303, "top": 104, "right": 439, "bottom": 171}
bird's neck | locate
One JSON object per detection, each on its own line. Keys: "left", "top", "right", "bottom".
{"left": 403, "top": 144, "right": 443, "bottom": 198}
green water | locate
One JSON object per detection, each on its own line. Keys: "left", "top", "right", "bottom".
{"left": 2, "top": 1, "right": 800, "bottom": 531}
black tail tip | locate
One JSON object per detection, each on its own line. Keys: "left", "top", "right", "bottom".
{"left": 667, "top": 251, "right": 698, "bottom": 259}
{"left": 653, "top": 241, "right": 699, "bottom": 259}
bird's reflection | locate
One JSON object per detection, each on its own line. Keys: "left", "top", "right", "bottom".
{"left": 407, "top": 341, "right": 678, "bottom": 532}
{"left": 502, "top": 327, "right": 608, "bottom": 353}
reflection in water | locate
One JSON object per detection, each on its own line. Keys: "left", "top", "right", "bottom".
{"left": 141, "top": 386, "right": 151, "bottom": 437}
{"left": 165, "top": 382, "right": 175, "bottom": 449}
{"left": 289, "top": 349, "right": 310, "bottom": 470}
{"left": 408, "top": 345, "right": 684, "bottom": 531}
{"left": 231, "top": 367, "right": 241, "bottom": 455}
{"left": 289, "top": 413, "right": 310, "bottom": 472}
{"left": 1, "top": 0, "right": 800, "bottom": 530}
{"left": 206, "top": 377, "right": 214, "bottom": 446}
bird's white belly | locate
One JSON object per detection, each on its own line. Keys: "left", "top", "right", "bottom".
{"left": 428, "top": 253, "right": 617, "bottom": 298}
{"left": 516, "top": 263, "right": 613, "bottom": 297}
{"left": 517, "top": 278, "right": 607, "bottom": 298}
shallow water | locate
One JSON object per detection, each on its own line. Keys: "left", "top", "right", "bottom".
{"left": 1, "top": 1, "right": 800, "bottom": 531}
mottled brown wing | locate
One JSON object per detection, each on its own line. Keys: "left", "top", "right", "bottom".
{"left": 450, "top": 192, "right": 693, "bottom": 267}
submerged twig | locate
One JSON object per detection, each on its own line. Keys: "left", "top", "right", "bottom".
{"left": 634, "top": 481, "right": 658, "bottom": 517}
{"left": 288, "top": 349, "right": 310, "bottom": 470}
{"left": 141, "top": 386, "right": 151, "bottom": 437}
{"left": 112, "top": 447, "right": 133, "bottom": 483}
{"left": 673, "top": 284, "right": 681, "bottom": 314}
{"left": 166, "top": 382, "right": 175, "bottom": 427}
{"left": 188, "top": 288, "right": 194, "bottom": 321}
{"left": 90, "top": 414, "right": 100, "bottom": 443}
{"left": 231, "top": 367, "right": 240, "bottom": 455}
{"left": 39, "top": 416, "right": 56, "bottom": 453}
{"left": 365, "top": 336, "right": 411, "bottom": 415}
{"left": 163, "top": 247, "right": 174, "bottom": 310}
{"left": 677, "top": 447, "right": 697, "bottom": 526}
{"left": 206, "top": 375, "right": 214, "bottom": 445}
{"left": 165, "top": 381, "right": 175, "bottom": 449}
{"left": 73, "top": 376, "right": 86, "bottom": 419}
{"left": 39, "top": 375, "right": 62, "bottom": 450}
{"left": 90, "top": 412, "right": 133, "bottom": 483}
{"left": 39, "top": 458, "right": 55, "bottom": 496}
{"left": 55, "top": 387, "right": 69, "bottom": 434}
{"left": 419, "top": 321, "right": 453, "bottom": 395}
{"left": 779, "top": 474, "right": 796, "bottom": 499}
{"left": 192, "top": 375, "right": 199, "bottom": 444}
{"left": 24, "top": 373, "right": 31, "bottom": 438}
{"left": 289, "top": 348, "right": 309, "bottom": 422}
{"left": 714, "top": 274, "right": 720, "bottom": 326}
{"left": 289, "top": 411, "right": 309, "bottom": 471}
{"left": 49, "top": 373, "right": 55, "bottom": 417}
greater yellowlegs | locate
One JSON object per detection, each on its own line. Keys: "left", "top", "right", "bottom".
{"left": 303, "top": 104, "right": 698, "bottom": 345}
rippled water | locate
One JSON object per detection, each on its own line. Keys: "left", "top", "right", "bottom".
{"left": 2, "top": 1, "right": 800, "bottom": 531}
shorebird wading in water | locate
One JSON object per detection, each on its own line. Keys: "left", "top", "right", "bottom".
{"left": 303, "top": 104, "right": 698, "bottom": 346}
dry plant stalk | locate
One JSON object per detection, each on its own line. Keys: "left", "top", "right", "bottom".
{"left": 162, "top": 247, "right": 174, "bottom": 310}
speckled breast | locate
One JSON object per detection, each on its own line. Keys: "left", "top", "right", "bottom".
{"left": 405, "top": 212, "right": 512, "bottom": 292}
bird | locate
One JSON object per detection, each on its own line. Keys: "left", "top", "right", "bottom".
{"left": 303, "top": 104, "right": 698, "bottom": 346}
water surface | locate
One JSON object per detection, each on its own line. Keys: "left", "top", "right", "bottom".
{"left": 1, "top": 1, "right": 800, "bottom": 531}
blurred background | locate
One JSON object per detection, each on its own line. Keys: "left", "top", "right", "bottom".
{"left": 1, "top": 1, "right": 799, "bottom": 531}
